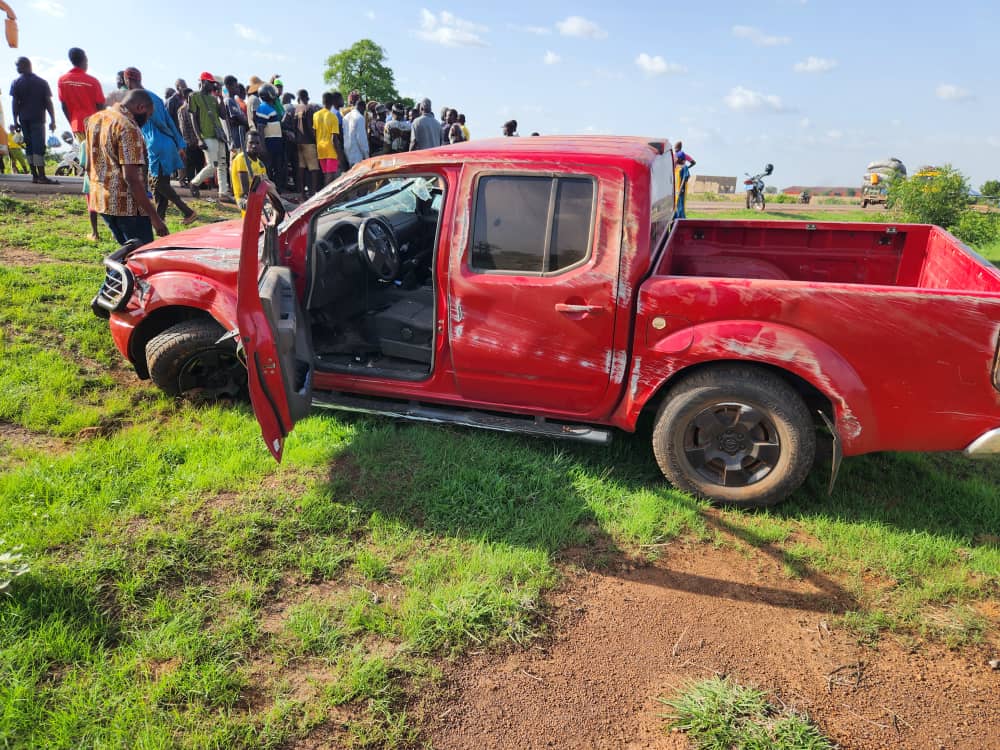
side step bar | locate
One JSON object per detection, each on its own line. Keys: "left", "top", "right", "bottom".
{"left": 312, "top": 392, "right": 614, "bottom": 446}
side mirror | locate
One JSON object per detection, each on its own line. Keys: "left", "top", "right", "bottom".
{"left": 764, "top": 163, "right": 774, "bottom": 176}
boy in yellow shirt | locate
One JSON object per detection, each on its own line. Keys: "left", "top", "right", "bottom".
{"left": 231, "top": 131, "right": 267, "bottom": 215}
{"left": 315, "top": 92, "right": 347, "bottom": 185}
{"left": 7, "top": 125, "right": 29, "bottom": 173}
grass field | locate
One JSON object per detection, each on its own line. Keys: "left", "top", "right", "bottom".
{"left": 1, "top": 195, "right": 998, "bottom": 748}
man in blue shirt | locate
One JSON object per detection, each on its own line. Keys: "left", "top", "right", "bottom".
{"left": 123, "top": 67, "right": 197, "bottom": 224}
{"left": 9, "top": 57, "right": 57, "bottom": 184}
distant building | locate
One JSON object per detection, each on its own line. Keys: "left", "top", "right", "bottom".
{"left": 782, "top": 186, "right": 858, "bottom": 197}
{"left": 689, "top": 175, "right": 737, "bottom": 194}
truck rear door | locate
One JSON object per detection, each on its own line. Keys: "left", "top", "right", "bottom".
{"left": 447, "top": 166, "right": 625, "bottom": 418}
{"left": 237, "top": 179, "right": 314, "bottom": 460}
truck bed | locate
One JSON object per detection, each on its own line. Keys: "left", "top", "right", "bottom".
{"left": 635, "top": 219, "right": 1000, "bottom": 457}
{"left": 660, "top": 219, "right": 1000, "bottom": 292}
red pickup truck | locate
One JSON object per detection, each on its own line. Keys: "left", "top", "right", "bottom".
{"left": 93, "top": 137, "right": 1000, "bottom": 507}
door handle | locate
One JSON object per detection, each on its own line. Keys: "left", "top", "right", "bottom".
{"left": 555, "top": 303, "right": 604, "bottom": 315}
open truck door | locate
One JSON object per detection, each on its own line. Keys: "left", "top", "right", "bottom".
{"left": 236, "top": 178, "right": 314, "bottom": 461}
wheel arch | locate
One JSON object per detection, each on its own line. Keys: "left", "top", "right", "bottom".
{"left": 642, "top": 360, "right": 834, "bottom": 426}
{"left": 617, "top": 323, "right": 877, "bottom": 454}
{"left": 128, "top": 306, "right": 224, "bottom": 379}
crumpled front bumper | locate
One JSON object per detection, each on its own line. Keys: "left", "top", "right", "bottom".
{"left": 964, "top": 428, "right": 1000, "bottom": 458}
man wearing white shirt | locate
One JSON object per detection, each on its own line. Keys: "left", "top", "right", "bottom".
{"left": 343, "top": 97, "right": 369, "bottom": 167}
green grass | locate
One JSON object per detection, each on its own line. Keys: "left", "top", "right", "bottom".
{"left": 0, "top": 194, "right": 997, "bottom": 747}
{"left": 661, "top": 677, "right": 833, "bottom": 750}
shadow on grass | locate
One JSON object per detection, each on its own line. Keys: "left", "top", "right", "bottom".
{"left": 312, "top": 417, "right": 874, "bottom": 614}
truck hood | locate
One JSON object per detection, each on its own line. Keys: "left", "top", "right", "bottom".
{"left": 129, "top": 219, "right": 250, "bottom": 275}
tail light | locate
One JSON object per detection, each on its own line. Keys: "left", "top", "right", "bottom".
{"left": 744, "top": 179, "right": 754, "bottom": 185}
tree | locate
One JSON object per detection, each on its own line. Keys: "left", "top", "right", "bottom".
{"left": 980, "top": 179, "right": 1000, "bottom": 197}
{"left": 324, "top": 39, "right": 401, "bottom": 103}
{"left": 887, "top": 164, "right": 969, "bottom": 229}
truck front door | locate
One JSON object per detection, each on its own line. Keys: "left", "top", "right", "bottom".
{"left": 447, "top": 167, "right": 625, "bottom": 418}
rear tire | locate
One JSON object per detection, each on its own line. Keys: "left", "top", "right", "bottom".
{"left": 54, "top": 165, "right": 72, "bottom": 177}
{"left": 146, "top": 319, "right": 246, "bottom": 399}
{"left": 652, "top": 366, "right": 816, "bottom": 508}
{"left": 745, "top": 192, "right": 752, "bottom": 209}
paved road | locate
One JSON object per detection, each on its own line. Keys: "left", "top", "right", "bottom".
{"left": 686, "top": 200, "right": 866, "bottom": 212}
{"left": 1, "top": 173, "right": 85, "bottom": 196}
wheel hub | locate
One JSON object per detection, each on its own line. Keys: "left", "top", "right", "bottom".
{"left": 718, "top": 429, "right": 747, "bottom": 455}
{"left": 682, "top": 402, "right": 782, "bottom": 488}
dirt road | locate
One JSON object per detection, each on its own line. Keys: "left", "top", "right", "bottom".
{"left": 423, "top": 530, "right": 999, "bottom": 750}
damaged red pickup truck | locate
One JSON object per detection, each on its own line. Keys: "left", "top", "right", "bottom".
{"left": 93, "top": 137, "right": 1000, "bottom": 507}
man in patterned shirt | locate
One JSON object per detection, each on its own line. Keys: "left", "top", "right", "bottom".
{"left": 85, "top": 89, "right": 168, "bottom": 246}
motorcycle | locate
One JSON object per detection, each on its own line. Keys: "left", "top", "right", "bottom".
{"left": 54, "top": 131, "right": 85, "bottom": 177}
{"left": 743, "top": 163, "right": 773, "bottom": 211}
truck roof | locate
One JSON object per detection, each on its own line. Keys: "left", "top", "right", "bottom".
{"left": 376, "top": 135, "right": 671, "bottom": 170}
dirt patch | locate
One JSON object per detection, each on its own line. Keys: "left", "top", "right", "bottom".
{"left": 421, "top": 543, "right": 1000, "bottom": 750}
{"left": 0, "top": 420, "right": 67, "bottom": 463}
{"left": 0, "top": 246, "right": 70, "bottom": 266}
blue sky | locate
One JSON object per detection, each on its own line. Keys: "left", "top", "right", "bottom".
{"left": 5, "top": 0, "right": 999, "bottom": 187}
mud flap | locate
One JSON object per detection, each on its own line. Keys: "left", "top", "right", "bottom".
{"left": 818, "top": 410, "right": 842, "bottom": 495}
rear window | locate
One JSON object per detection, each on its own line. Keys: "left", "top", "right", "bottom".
{"left": 650, "top": 153, "right": 675, "bottom": 250}
{"left": 471, "top": 175, "right": 595, "bottom": 274}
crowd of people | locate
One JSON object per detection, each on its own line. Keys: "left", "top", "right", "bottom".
{"left": 1, "top": 47, "right": 489, "bottom": 247}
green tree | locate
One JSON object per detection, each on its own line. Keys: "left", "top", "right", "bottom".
{"left": 887, "top": 164, "right": 969, "bottom": 228}
{"left": 980, "top": 179, "right": 1000, "bottom": 197}
{"left": 324, "top": 39, "right": 401, "bottom": 103}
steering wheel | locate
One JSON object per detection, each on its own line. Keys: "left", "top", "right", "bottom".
{"left": 357, "top": 216, "right": 401, "bottom": 281}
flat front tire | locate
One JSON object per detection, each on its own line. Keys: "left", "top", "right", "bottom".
{"left": 652, "top": 366, "right": 816, "bottom": 508}
{"left": 146, "top": 319, "right": 246, "bottom": 398}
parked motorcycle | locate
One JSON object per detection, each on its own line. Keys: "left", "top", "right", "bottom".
{"left": 743, "top": 163, "right": 773, "bottom": 211}
{"left": 54, "top": 131, "right": 85, "bottom": 177}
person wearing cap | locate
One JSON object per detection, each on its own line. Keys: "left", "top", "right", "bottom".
{"left": 384, "top": 103, "right": 411, "bottom": 154}
{"left": 253, "top": 83, "right": 284, "bottom": 186}
{"left": 246, "top": 75, "right": 264, "bottom": 125}
{"left": 189, "top": 72, "right": 230, "bottom": 200}
{"left": 409, "top": 98, "right": 441, "bottom": 151}
{"left": 270, "top": 76, "right": 285, "bottom": 117}
{"left": 122, "top": 67, "right": 197, "bottom": 225}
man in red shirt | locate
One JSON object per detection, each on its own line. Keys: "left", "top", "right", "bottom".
{"left": 58, "top": 47, "right": 105, "bottom": 240}
{"left": 58, "top": 47, "right": 104, "bottom": 136}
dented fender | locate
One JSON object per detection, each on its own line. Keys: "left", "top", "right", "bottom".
{"left": 612, "top": 320, "right": 877, "bottom": 454}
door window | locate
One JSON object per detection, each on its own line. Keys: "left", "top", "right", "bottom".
{"left": 470, "top": 175, "right": 595, "bottom": 274}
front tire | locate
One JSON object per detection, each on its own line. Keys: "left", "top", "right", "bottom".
{"left": 146, "top": 319, "right": 246, "bottom": 398}
{"left": 652, "top": 366, "right": 816, "bottom": 508}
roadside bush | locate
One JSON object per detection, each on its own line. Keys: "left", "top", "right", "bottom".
{"left": 888, "top": 164, "right": 970, "bottom": 228}
{"left": 770, "top": 193, "right": 797, "bottom": 204}
{"left": 952, "top": 211, "right": 1000, "bottom": 249}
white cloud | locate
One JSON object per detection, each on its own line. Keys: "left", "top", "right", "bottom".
{"left": 543, "top": 50, "right": 561, "bottom": 65}
{"left": 799, "top": 117, "right": 811, "bottom": 129}
{"left": 634, "top": 53, "right": 685, "bottom": 76}
{"left": 794, "top": 56, "right": 837, "bottom": 73}
{"left": 365, "top": 10, "right": 376, "bottom": 20}
{"left": 253, "top": 51, "right": 290, "bottom": 63}
{"left": 509, "top": 23, "right": 550, "bottom": 35}
{"left": 417, "top": 9, "right": 489, "bottom": 47}
{"left": 826, "top": 129, "right": 843, "bottom": 140}
{"left": 732, "top": 25, "right": 790, "bottom": 46}
{"left": 234, "top": 23, "right": 270, "bottom": 44}
{"left": 935, "top": 84, "right": 972, "bottom": 101}
{"left": 30, "top": 0, "right": 64, "bottom": 17}
{"left": 724, "top": 86, "right": 786, "bottom": 112}
{"left": 556, "top": 16, "right": 608, "bottom": 39}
